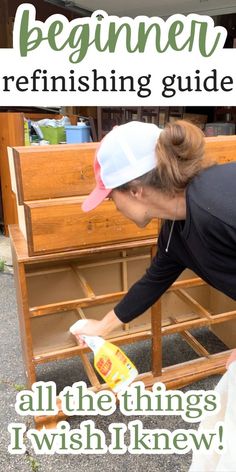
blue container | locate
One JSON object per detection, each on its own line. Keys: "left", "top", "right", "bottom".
{"left": 65, "top": 124, "right": 91, "bottom": 143}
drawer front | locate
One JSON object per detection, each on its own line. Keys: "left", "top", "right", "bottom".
{"left": 25, "top": 198, "right": 160, "bottom": 255}
{"left": 12, "top": 139, "right": 236, "bottom": 205}
{"left": 13, "top": 143, "right": 97, "bottom": 203}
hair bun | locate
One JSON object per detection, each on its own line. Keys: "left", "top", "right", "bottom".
{"left": 156, "top": 120, "right": 205, "bottom": 193}
{"left": 170, "top": 123, "right": 186, "bottom": 147}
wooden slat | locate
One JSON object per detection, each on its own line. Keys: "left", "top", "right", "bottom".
{"left": 175, "top": 288, "right": 212, "bottom": 319}
{"left": 162, "top": 311, "right": 199, "bottom": 327}
{"left": 75, "top": 307, "right": 86, "bottom": 320}
{"left": 162, "top": 316, "right": 208, "bottom": 334}
{"left": 79, "top": 352, "right": 101, "bottom": 388}
{"left": 170, "top": 316, "right": 210, "bottom": 358}
{"left": 181, "top": 331, "right": 210, "bottom": 357}
{"left": 151, "top": 245, "right": 162, "bottom": 376}
{"left": 70, "top": 264, "right": 96, "bottom": 299}
{"left": 121, "top": 250, "right": 130, "bottom": 332}
{"left": 33, "top": 329, "right": 152, "bottom": 363}
{"left": 167, "top": 277, "right": 205, "bottom": 291}
{"left": 24, "top": 197, "right": 159, "bottom": 256}
{"left": 77, "top": 253, "right": 150, "bottom": 269}
{"left": 210, "top": 309, "right": 236, "bottom": 324}
{"left": 26, "top": 265, "right": 203, "bottom": 289}
{"left": 13, "top": 143, "right": 97, "bottom": 203}
{"left": 162, "top": 308, "right": 236, "bottom": 335}
{"left": 139, "top": 349, "right": 232, "bottom": 390}
{"left": 121, "top": 250, "right": 128, "bottom": 293}
{"left": 25, "top": 254, "right": 150, "bottom": 276}
{"left": 11, "top": 242, "right": 37, "bottom": 387}
{"left": 26, "top": 266, "right": 71, "bottom": 277}
{"left": 30, "top": 291, "right": 126, "bottom": 317}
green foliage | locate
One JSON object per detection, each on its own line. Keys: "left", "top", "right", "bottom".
{"left": 14, "top": 383, "right": 27, "bottom": 392}
{"left": 0, "top": 259, "right": 5, "bottom": 271}
{"left": 26, "top": 454, "right": 40, "bottom": 472}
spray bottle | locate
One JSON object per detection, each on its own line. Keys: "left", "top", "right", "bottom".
{"left": 70, "top": 319, "right": 138, "bottom": 392}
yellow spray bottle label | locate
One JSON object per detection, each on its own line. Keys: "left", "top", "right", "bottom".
{"left": 94, "top": 340, "right": 138, "bottom": 392}
{"left": 69, "top": 320, "right": 138, "bottom": 392}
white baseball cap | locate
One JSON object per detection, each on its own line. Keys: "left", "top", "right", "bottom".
{"left": 82, "top": 121, "right": 161, "bottom": 212}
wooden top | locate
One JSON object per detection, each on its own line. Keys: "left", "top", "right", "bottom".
{"left": 9, "top": 225, "right": 157, "bottom": 263}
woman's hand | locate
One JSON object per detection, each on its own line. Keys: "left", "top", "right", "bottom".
{"left": 71, "top": 310, "right": 123, "bottom": 347}
{"left": 73, "top": 319, "right": 108, "bottom": 347}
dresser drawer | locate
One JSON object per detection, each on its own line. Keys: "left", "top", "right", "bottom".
{"left": 13, "top": 143, "right": 97, "bottom": 203}
{"left": 23, "top": 197, "right": 160, "bottom": 256}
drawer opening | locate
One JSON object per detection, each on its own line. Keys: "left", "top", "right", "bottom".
{"left": 26, "top": 248, "right": 152, "bottom": 309}
{"left": 209, "top": 288, "right": 236, "bottom": 348}
{"left": 161, "top": 282, "right": 211, "bottom": 326}
{"left": 31, "top": 309, "right": 80, "bottom": 357}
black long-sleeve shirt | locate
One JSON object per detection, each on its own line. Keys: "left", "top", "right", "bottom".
{"left": 114, "top": 163, "right": 236, "bottom": 323}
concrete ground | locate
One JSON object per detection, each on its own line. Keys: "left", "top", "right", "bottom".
{"left": 0, "top": 235, "right": 226, "bottom": 472}
{"left": 0, "top": 234, "right": 13, "bottom": 272}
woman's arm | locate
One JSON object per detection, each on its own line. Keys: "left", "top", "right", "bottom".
{"left": 113, "top": 246, "right": 185, "bottom": 323}
{"left": 72, "top": 246, "right": 185, "bottom": 341}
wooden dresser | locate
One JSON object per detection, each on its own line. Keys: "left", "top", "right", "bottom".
{"left": 8, "top": 136, "right": 236, "bottom": 428}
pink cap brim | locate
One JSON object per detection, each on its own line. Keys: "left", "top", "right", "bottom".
{"left": 81, "top": 186, "right": 112, "bottom": 212}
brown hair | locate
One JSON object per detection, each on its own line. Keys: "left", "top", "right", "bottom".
{"left": 117, "top": 120, "right": 212, "bottom": 195}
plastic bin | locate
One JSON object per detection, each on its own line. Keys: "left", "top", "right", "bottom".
{"left": 65, "top": 124, "right": 91, "bottom": 143}
{"left": 205, "top": 122, "right": 235, "bottom": 137}
{"left": 40, "top": 126, "right": 66, "bottom": 144}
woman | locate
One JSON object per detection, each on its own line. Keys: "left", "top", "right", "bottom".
{"left": 74, "top": 119, "right": 236, "bottom": 342}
